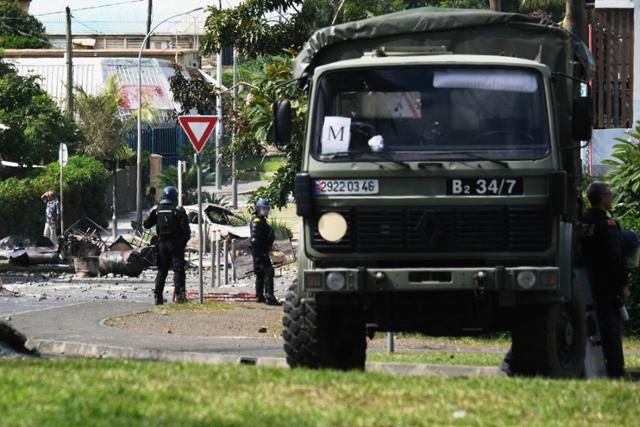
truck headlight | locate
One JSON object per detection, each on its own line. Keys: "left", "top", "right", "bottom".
{"left": 326, "top": 272, "right": 346, "bottom": 290}
{"left": 516, "top": 271, "right": 536, "bottom": 289}
{"left": 318, "top": 212, "right": 347, "bottom": 242}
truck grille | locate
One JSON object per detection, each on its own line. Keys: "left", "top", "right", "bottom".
{"left": 311, "top": 206, "right": 551, "bottom": 253}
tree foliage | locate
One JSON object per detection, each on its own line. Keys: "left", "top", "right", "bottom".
{"left": 0, "top": 58, "right": 79, "bottom": 172}
{"left": 0, "top": 0, "right": 50, "bottom": 48}
{"left": 74, "top": 75, "right": 135, "bottom": 164}
{"left": 230, "top": 54, "right": 307, "bottom": 208}
{"left": 168, "top": 63, "right": 216, "bottom": 116}
{"left": 603, "top": 122, "right": 640, "bottom": 216}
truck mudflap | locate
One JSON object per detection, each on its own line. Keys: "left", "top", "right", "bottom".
{"left": 301, "top": 266, "right": 561, "bottom": 294}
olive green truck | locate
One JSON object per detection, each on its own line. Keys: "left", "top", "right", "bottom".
{"left": 275, "top": 8, "right": 595, "bottom": 377}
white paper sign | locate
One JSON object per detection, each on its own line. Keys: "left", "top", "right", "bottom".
{"left": 321, "top": 116, "right": 351, "bottom": 155}
{"left": 59, "top": 143, "right": 68, "bottom": 167}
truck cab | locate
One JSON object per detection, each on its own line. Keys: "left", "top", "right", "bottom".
{"left": 279, "top": 8, "right": 594, "bottom": 377}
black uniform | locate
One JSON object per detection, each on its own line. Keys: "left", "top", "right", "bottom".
{"left": 582, "top": 207, "right": 628, "bottom": 377}
{"left": 250, "top": 215, "right": 275, "bottom": 303}
{"left": 144, "top": 204, "right": 191, "bottom": 304}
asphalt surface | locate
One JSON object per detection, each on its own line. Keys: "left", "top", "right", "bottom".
{"left": 10, "top": 300, "right": 284, "bottom": 357}
{"left": 0, "top": 268, "right": 294, "bottom": 357}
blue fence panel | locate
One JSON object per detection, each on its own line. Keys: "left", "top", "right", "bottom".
{"left": 125, "top": 125, "right": 185, "bottom": 168}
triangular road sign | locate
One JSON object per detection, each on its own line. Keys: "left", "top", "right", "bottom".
{"left": 178, "top": 115, "right": 218, "bottom": 153}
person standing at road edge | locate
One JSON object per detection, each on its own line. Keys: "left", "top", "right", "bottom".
{"left": 143, "top": 186, "right": 191, "bottom": 305}
{"left": 250, "top": 198, "right": 280, "bottom": 305}
{"left": 582, "top": 181, "right": 630, "bottom": 378}
{"left": 41, "top": 191, "right": 59, "bottom": 244}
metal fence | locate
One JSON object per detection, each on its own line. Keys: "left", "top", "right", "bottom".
{"left": 586, "top": 8, "right": 634, "bottom": 129}
{"left": 125, "top": 125, "right": 186, "bottom": 168}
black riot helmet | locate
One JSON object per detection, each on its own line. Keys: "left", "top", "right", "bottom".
{"left": 160, "top": 186, "right": 178, "bottom": 205}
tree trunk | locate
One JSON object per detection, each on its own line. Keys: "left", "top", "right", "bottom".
{"left": 490, "top": 0, "right": 501, "bottom": 11}
{"left": 112, "top": 160, "right": 118, "bottom": 240}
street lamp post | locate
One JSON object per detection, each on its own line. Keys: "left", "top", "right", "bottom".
{"left": 136, "top": 7, "right": 204, "bottom": 224}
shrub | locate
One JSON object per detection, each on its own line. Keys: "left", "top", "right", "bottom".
{"left": 617, "top": 214, "right": 640, "bottom": 336}
{"left": 0, "top": 155, "right": 110, "bottom": 238}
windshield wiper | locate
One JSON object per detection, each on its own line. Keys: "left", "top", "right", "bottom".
{"left": 323, "top": 150, "right": 410, "bottom": 169}
{"left": 427, "top": 151, "right": 510, "bottom": 168}
{"left": 460, "top": 152, "right": 510, "bottom": 168}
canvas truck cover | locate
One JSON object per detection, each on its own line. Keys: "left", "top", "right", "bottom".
{"left": 294, "top": 8, "right": 594, "bottom": 80}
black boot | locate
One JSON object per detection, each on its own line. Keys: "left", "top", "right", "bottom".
{"left": 264, "top": 295, "right": 281, "bottom": 306}
{"left": 154, "top": 290, "right": 164, "bottom": 305}
{"left": 263, "top": 273, "right": 280, "bottom": 306}
{"left": 175, "top": 287, "right": 187, "bottom": 304}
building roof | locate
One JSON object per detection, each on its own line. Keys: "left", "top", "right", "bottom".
{"left": 7, "top": 57, "right": 180, "bottom": 113}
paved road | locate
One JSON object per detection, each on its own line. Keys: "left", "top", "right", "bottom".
{"left": 9, "top": 300, "right": 284, "bottom": 357}
{"left": 1, "top": 268, "right": 293, "bottom": 358}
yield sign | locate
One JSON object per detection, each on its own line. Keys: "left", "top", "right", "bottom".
{"left": 178, "top": 115, "right": 218, "bottom": 153}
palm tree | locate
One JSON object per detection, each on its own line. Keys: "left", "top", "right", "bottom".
{"left": 74, "top": 75, "right": 135, "bottom": 238}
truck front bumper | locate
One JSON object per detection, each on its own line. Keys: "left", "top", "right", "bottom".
{"left": 302, "top": 266, "right": 560, "bottom": 294}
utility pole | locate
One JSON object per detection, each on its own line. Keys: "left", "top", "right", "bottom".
{"left": 215, "top": 51, "right": 223, "bottom": 189}
{"left": 146, "top": 0, "right": 152, "bottom": 49}
{"left": 489, "top": 0, "right": 501, "bottom": 11}
{"left": 231, "top": 48, "right": 238, "bottom": 208}
{"left": 565, "top": 0, "right": 585, "bottom": 38}
{"left": 65, "top": 7, "right": 73, "bottom": 117}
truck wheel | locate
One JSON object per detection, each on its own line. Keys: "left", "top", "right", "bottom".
{"left": 282, "top": 285, "right": 366, "bottom": 370}
{"left": 511, "top": 281, "right": 586, "bottom": 378}
{"left": 283, "top": 284, "right": 321, "bottom": 368}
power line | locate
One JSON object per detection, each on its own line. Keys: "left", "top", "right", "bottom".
{"left": 35, "top": 0, "right": 145, "bottom": 17}
{"left": 70, "top": 16, "right": 105, "bottom": 35}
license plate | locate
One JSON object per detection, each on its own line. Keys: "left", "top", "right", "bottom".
{"left": 313, "top": 179, "right": 379, "bottom": 195}
{"left": 448, "top": 178, "right": 523, "bottom": 195}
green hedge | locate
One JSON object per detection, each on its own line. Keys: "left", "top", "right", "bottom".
{"left": 0, "top": 155, "right": 109, "bottom": 238}
{"left": 617, "top": 214, "right": 640, "bottom": 336}
{"left": 618, "top": 213, "right": 640, "bottom": 335}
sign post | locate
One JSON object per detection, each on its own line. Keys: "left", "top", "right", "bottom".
{"left": 178, "top": 115, "right": 218, "bottom": 304}
{"left": 58, "top": 143, "right": 68, "bottom": 237}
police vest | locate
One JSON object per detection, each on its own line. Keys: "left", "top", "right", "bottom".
{"left": 157, "top": 206, "right": 176, "bottom": 237}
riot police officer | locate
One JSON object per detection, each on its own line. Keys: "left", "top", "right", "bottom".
{"left": 250, "top": 198, "right": 279, "bottom": 305}
{"left": 582, "top": 181, "right": 630, "bottom": 378}
{"left": 143, "top": 186, "right": 191, "bottom": 305}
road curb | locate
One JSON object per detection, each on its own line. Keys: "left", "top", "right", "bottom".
{"left": 24, "top": 338, "right": 504, "bottom": 377}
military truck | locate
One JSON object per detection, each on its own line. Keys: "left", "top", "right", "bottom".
{"left": 274, "top": 8, "right": 595, "bottom": 377}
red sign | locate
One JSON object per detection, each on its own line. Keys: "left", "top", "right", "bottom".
{"left": 178, "top": 115, "right": 219, "bottom": 153}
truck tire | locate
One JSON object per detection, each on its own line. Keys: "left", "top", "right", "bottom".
{"left": 511, "top": 281, "right": 587, "bottom": 378}
{"left": 283, "top": 284, "right": 321, "bottom": 368}
{"left": 282, "top": 284, "right": 366, "bottom": 370}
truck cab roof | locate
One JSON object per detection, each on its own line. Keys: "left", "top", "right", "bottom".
{"left": 295, "top": 8, "right": 593, "bottom": 81}
{"left": 313, "top": 54, "right": 552, "bottom": 77}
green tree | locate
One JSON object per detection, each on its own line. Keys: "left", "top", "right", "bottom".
{"left": 231, "top": 54, "right": 307, "bottom": 208}
{"left": 0, "top": 0, "right": 50, "bottom": 48}
{"left": 74, "top": 75, "right": 135, "bottom": 236}
{"left": 0, "top": 58, "right": 78, "bottom": 174}
{"left": 603, "top": 122, "right": 640, "bottom": 216}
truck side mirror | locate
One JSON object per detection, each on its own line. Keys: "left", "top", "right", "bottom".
{"left": 572, "top": 97, "right": 593, "bottom": 141}
{"left": 273, "top": 100, "right": 292, "bottom": 148}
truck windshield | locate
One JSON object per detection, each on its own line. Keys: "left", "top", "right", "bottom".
{"left": 313, "top": 67, "right": 550, "bottom": 161}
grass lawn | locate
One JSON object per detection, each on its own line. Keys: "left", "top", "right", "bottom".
{"left": 368, "top": 351, "right": 504, "bottom": 366}
{"left": 1, "top": 358, "right": 639, "bottom": 426}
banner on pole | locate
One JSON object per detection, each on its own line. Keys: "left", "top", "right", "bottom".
{"left": 178, "top": 115, "right": 218, "bottom": 153}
